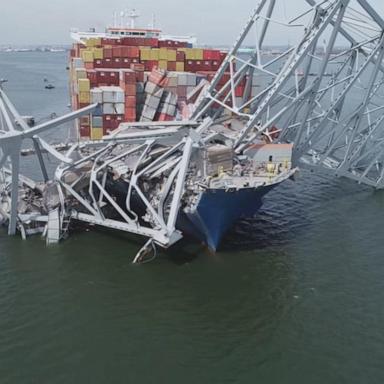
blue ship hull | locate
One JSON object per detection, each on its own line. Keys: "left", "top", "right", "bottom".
{"left": 177, "top": 184, "right": 277, "bottom": 251}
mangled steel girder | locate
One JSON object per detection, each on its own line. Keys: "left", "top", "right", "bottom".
{"left": 193, "top": 0, "right": 384, "bottom": 188}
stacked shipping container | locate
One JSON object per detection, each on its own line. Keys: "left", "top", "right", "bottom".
{"left": 69, "top": 36, "right": 254, "bottom": 140}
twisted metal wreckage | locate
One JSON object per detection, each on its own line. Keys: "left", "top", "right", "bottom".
{"left": 1, "top": 0, "right": 384, "bottom": 261}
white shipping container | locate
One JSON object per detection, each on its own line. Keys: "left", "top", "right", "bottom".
{"left": 166, "top": 104, "right": 176, "bottom": 116}
{"left": 145, "top": 94, "right": 162, "bottom": 110}
{"left": 162, "top": 92, "right": 177, "bottom": 106}
{"left": 186, "top": 73, "right": 197, "bottom": 87}
{"left": 100, "top": 86, "right": 125, "bottom": 103}
{"left": 140, "top": 105, "right": 157, "bottom": 121}
{"left": 102, "top": 103, "right": 125, "bottom": 115}
{"left": 186, "top": 86, "right": 196, "bottom": 96}
{"left": 90, "top": 88, "right": 103, "bottom": 104}
{"left": 177, "top": 73, "right": 189, "bottom": 86}
{"left": 145, "top": 81, "right": 161, "bottom": 95}
{"left": 114, "top": 103, "right": 125, "bottom": 115}
{"left": 73, "top": 58, "right": 85, "bottom": 69}
{"left": 166, "top": 73, "right": 179, "bottom": 87}
{"left": 102, "top": 103, "right": 115, "bottom": 115}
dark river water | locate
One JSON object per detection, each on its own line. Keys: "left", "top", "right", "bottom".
{"left": 0, "top": 52, "right": 384, "bottom": 384}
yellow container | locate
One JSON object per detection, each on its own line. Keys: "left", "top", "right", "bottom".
{"left": 185, "top": 48, "right": 204, "bottom": 61}
{"left": 176, "top": 62, "right": 185, "bottom": 72}
{"left": 81, "top": 50, "right": 94, "bottom": 63}
{"left": 78, "top": 79, "right": 90, "bottom": 93}
{"left": 93, "top": 48, "right": 104, "bottom": 60}
{"left": 75, "top": 69, "right": 87, "bottom": 80}
{"left": 158, "top": 60, "right": 168, "bottom": 70}
{"left": 86, "top": 38, "right": 101, "bottom": 48}
{"left": 91, "top": 127, "right": 104, "bottom": 141}
{"left": 167, "top": 50, "right": 177, "bottom": 61}
{"left": 78, "top": 91, "right": 90, "bottom": 104}
{"left": 194, "top": 48, "right": 204, "bottom": 60}
{"left": 140, "top": 48, "right": 151, "bottom": 61}
{"left": 185, "top": 48, "right": 195, "bottom": 60}
{"left": 159, "top": 48, "right": 168, "bottom": 60}
{"left": 150, "top": 48, "right": 159, "bottom": 61}
{"left": 177, "top": 48, "right": 187, "bottom": 53}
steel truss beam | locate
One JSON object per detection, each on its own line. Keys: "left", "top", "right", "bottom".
{"left": 191, "top": 0, "right": 384, "bottom": 189}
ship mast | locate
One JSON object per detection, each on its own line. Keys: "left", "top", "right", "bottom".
{"left": 128, "top": 9, "right": 139, "bottom": 29}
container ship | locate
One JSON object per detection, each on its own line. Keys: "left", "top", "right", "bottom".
{"left": 62, "top": 10, "right": 295, "bottom": 253}
{"left": 0, "top": 8, "right": 297, "bottom": 258}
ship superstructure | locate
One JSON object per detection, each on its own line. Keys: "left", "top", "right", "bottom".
{"left": 71, "top": 9, "right": 197, "bottom": 46}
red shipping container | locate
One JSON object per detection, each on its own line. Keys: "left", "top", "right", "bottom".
{"left": 112, "top": 46, "right": 123, "bottom": 58}
{"left": 103, "top": 58, "right": 113, "bottom": 68}
{"left": 203, "top": 50, "right": 211, "bottom": 60}
{"left": 121, "top": 37, "right": 134, "bottom": 46}
{"left": 212, "top": 50, "right": 221, "bottom": 60}
{"left": 120, "top": 46, "right": 129, "bottom": 57}
{"left": 79, "top": 125, "right": 90, "bottom": 137}
{"left": 85, "top": 62, "right": 94, "bottom": 70}
{"left": 125, "top": 84, "right": 137, "bottom": 96}
{"left": 128, "top": 46, "right": 140, "bottom": 58}
{"left": 131, "top": 63, "right": 145, "bottom": 71}
{"left": 202, "top": 61, "right": 213, "bottom": 71}
{"left": 94, "top": 59, "right": 103, "bottom": 69}
{"left": 121, "top": 37, "right": 147, "bottom": 46}
{"left": 104, "top": 47, "right": 113, "bottom": 58}
{"left": 144, "top": 61, "right": 158, "bottom": 71}
{"left": 79, "top": 102, "right": 90, "bottom": 108}
{"left": 97, "top": 70, "right": 119, "bottom": 86}
{"left": 150, "top": 38, "right": 159, "bottom": 48}
{"left": 176, "top": 51, "right": 185, "bottom": 61}
{"left": 122, "top": 70, "right": 136, "bottom": 84}
{"left": 103, "top": 115, "right": 124, "bottom": 131}
{"left": 125, "top": 96, "right": 136, "bottom": 108}
{"left": 134, "top": 71, "right": 144, "bottom": 83}
{"left": 218, "top": 73, "right": 231, "bottom": 86}
{"left": 203, "top": 50, "right": 222, "bottom": 61}
{"left": 212, "top": 61, "right": 220, "bottom": 71}
{"left": 102, "top": 38, "right": 117, "bottom": 46}
{"left": 235, "top": 85, "right": 245, "bottom": 97}
{"left": 112, "top": 57, "right": 121, "bottom": 68}
{"left": 120, "top": 58, "right": 132, "bottom": 68}
{"left": 167, "top": 62, "right": 176, "bottom": 71}
{"left": 87, "top": 70, "right": 97, "bottom": 87}
{"left": 124, "top": 108, "right": 136, "bottom": 121}
{"left": 175, "top": 41, "right": 188, "bottom": 48}
{"left": 185, "top": 60, "right": 196, "bottom": 72}
{"left": 177, "top": 86, "right": 187, "bottom": 98}
{"left": 158, "top": 113, "right": 174, "bottom": 122}
{"left": 148, "top": 68, "right": 166, "bottom": 85}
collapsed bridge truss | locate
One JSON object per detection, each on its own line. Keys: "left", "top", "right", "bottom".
{"left": 194, "top": 0, "right": 384, "bottom": 188}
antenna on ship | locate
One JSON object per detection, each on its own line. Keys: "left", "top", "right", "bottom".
{"left": 120, "top": 11, "right": 125, "bottom": 28}
{"left": 151, "top": 13, "right": 156, "bottom": 29}
{"left": 112, "top": 11, "right": 118, "bottom": 28}
{"left": 128, "top": 9, "right": 139, "bottom": 29}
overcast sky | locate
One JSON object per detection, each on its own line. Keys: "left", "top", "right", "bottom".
{"left": 2, "top": 0, "right": 384, "bottom": 46}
